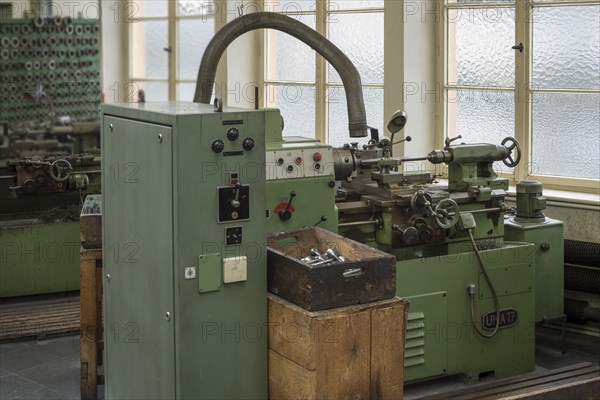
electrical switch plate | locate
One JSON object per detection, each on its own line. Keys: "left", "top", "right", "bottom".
{"left": 223, "top": 256, "right": 247, "bottom": 283}
{"left": 198, "top": 253, "right": 221, "bottom": 293}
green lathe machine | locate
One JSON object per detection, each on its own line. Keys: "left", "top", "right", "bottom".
{"left": 101, "top": 12, "right": 565, "bottom": 398}
{"left": 265, "top": 111, "right": 564, "bottom": 383}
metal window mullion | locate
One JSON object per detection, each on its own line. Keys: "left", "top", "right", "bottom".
{"left": 445, "top": 2, "right": 515, "bottom": 9}
{"left": 445, "top": 85, "right": 516, "bottom": 92}
{"left": 326, "top": 83, "right": 384, "bottom": 89}
{"left": 328, "top": 8, "right": 384, "bottom": 14}
{"left": 266, "top": 80, "right": 318, "bottom": 87}
{"left": 315, "top": 2, "right": 327, "bottom": 143}
{"left": 129, "top": 78, "right": 170, "bottom": 82}
{"left": 531, "top": 0, "right": 600, "bottom": 7}
{"left": 514, "top": 0, "right": 532, "bottom": 183}
{"left": 168, "top": 0, "right": 176, "bottom": 101}
{"left": 531, "top": 87, "right": 600, "bottom": 94}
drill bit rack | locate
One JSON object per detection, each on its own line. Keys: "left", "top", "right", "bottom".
{"left": 0, "top": 17, "right": 101, "bottom": 124}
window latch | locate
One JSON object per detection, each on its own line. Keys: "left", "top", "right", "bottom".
{"left": 163, "top": 47, "right": 172, "bottom": 53}
{"left": 512, "top": 43, "right": 524, "bottom": 53}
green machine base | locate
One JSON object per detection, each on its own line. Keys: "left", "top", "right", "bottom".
{"left": 505, "top": 216, "right": 564, "bottom": 322}
{"left": 0, "top": 221, "right": 80, "bottom": 297}
{"left": 393, "top": 242, "right": 536, "bottom": 383}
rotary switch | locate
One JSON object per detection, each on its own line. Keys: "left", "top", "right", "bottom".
{"left": 242, "top": 137, "right": 255, "bottom": 151}
{"left": 211, "top": 139, "right": 225, "bottom": 153}
{"left": 226, "top": 127, "right": 240, "bottom": 141}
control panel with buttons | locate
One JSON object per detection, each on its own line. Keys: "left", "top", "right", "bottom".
{"left": 267, "top": 147, "right": 334, "bottom": 180}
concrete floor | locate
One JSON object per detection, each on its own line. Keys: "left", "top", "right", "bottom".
{"left": 0, "top": 335, "right": 81, "bottom": 400}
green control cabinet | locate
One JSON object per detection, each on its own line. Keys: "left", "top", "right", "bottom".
{"left": 101, "top": 102, "right": 271, "bottom": 399}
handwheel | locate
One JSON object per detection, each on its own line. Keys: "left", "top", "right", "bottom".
{"left": 433, "top": 198, "right": 460, "bottom": 229}
{"left": 49, "top": 159, "right": 72, "bottom": 182}
{"left": 501, "top": 137, "right": 521, "bottom": 167}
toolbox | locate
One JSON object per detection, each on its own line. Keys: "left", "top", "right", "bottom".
{"left": 267, "top": 227, "right": 396, "bottom": 311}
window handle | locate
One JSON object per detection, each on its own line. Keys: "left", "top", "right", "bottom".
{"left": 163, "top": 47, "right": 172, "bottom": 53}
{"left": 512, "top": 43, "right": 524, "bottom": 53}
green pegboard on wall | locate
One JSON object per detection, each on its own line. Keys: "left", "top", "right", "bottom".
{"left": 0, "top": 17, "right": 101, "bottom": 124}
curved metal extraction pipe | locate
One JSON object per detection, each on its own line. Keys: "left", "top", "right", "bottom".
{"left": 193, "top": 12, "right": 368, "bottom": 138}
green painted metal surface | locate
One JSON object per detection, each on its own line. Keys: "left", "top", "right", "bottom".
{"left": 265, "top": 138, "right": 338, "bottom": 233}
{"left": 102, "top": 101, "right": 267, "bottom": 400}
{"left": 0, "top": 221, "right": 80, "bottom": 297}
{"left": 505, "top": 217, "right": 564, "bottom": 322}
{"left": 395, "top": 242, "right": 536, "bottom": 383}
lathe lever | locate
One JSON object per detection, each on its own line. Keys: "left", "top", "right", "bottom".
{"left": 279, "top": 191, "right": 296, "bottom": 221}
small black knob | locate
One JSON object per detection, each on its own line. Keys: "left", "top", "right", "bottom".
{"left": 242, "top": 137, "right": 255, "bottom": 151}
{"left": 23, "top": 179, "right": 37, "bottom": 194}
{"left": 227, "top": 127, "right": 240, "bottom": 141}
{"left": 279, "top": 209, "right": 292, "bottom": 221}
{"left": 211, "top": 139, "right": 224, "bottom": 153}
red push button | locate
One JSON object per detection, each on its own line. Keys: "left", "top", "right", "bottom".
{"left": 313, "top": 152, "right": 322, "bottom": 162}
{"left": 295, "top": 156, "right": 303, "bottom": 165}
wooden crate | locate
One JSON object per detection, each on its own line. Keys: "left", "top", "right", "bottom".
{"left": 80, "top": 247, "right": 103, "bottom": 400}
{"left": 267, "top": 227, "right": 396, "bottom": 311}
{"left": 268, "top": 293, "right": 408, "bottom": 400}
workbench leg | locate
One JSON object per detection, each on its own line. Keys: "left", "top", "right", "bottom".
{"left": 80, "top": 254, "right": 98, "bottom": 400}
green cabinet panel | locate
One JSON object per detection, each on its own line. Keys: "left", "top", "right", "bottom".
{"left": 102, "top": 102, "right": 268, "bottom": 400}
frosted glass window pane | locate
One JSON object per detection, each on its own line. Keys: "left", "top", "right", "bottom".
{"left": 331, "top": 0, "right": 384, "bottom": 10}
{"left": 328, "top": 87, "right": 383, "bottom": 148}
{"left": 178, "top": 0, "right": 214, "bottom": 16}
{"left": 532, "top": 93, "right": 599, "bottom": 179}
{"left": 450, "top": 7, "right": 514, "bottom": 87}
{"left": 266, "top": 14, "right": 316, "bottom": 82}
{"left": 328, "top": 12, "right": 383, "bottom": 85}
{"left": 131, "top": 20, "right": 168, "bottom": 79}
{"left": 266, "top": 84, "right": 316, "bottom": 138}
{"left": 178, "top": 18, "right": 215, "bottom": 80}
{"left": 134, "top": 81, "right": 169, "bottom": 102}
{"left": 450, "top": 89, "right": 515, "bottom": 172}
{"left": 135, "top": 1, "right": 168, "bottom": 17}
{"left": 532, "top": 5, "right": 600, "bottom": 89}
{"left": 177, "top": 82, "right": 196, "bottom": 102}
{"left": 265, "top": 1, "right": 315, "bottom": 12}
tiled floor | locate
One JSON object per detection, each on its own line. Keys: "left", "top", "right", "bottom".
{"left": 0, "top": 335, "right": 81, "bottom": 400}
{"left": 1, "top": 326, "right": 598, "bottom": 399}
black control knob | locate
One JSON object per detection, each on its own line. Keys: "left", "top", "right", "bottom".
{"left": 211, "top": 139, "right": 224, "bottom": 153}
{"left": 23, "top": 179, "right": 37, "bottom": 194}
{"left": 392, "top": 224, "right": 419, "bottom": 245}
{"left": 227, "top": 127, "right": 240, "bottom": 141}
{"left": 279, "top": 191, "right": 296, "bottom": 221}
{"left": 242, "top": 137, "right": 255, "bottom": 151}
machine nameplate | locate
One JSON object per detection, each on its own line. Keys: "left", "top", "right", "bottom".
{"left": 482, "top": 308, "right": 518, "bottom": 330}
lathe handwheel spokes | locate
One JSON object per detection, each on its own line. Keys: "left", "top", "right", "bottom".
{"left": 49, "top": 159, "right": 73, "bottom": 182}
{"left": 433, "top": 198, "right": 460, "bottom": 229}
{"left": 501, "top": 137, "right": 522, "bottom": 168}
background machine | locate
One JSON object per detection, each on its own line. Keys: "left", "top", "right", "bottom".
{"left": 0, "top": 17, "right": 101, "bottom": 298}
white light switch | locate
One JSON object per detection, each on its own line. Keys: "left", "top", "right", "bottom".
{"left": 223, "top": 256, "right": 247, "bottom": 283}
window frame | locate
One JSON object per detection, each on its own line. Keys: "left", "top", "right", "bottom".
{"left": 128, "top": 1, "right": 216, "bottom": 101}
{"left": 260, "top": 1, "right": 401, "bottom": 146}
{"left": 437, "top": 0, "right": 600, "bottom": 194}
